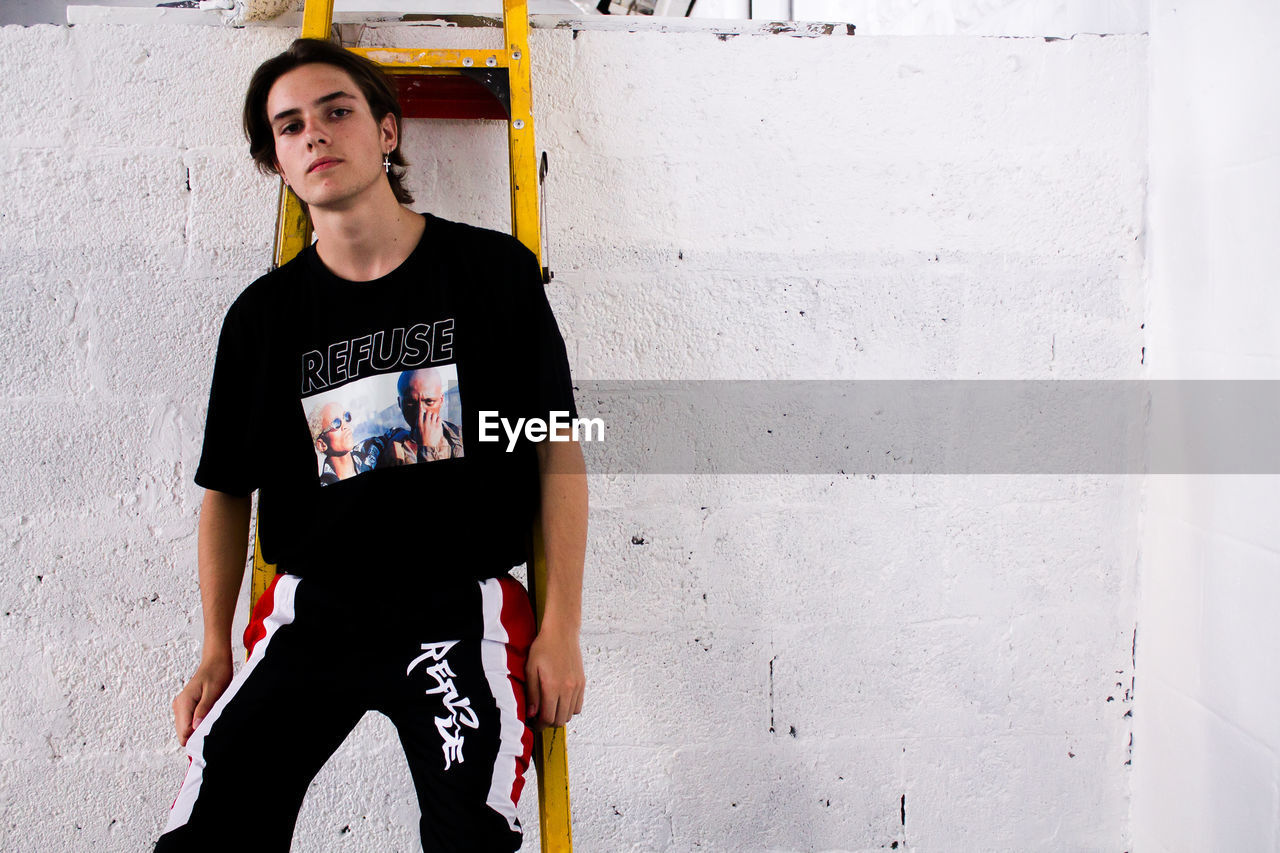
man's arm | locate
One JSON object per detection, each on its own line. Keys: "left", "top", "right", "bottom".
{"left": 524, "top": 437, "right": 588, "bottom": 730}
{"left": 171, "top": 489, "right": 252, "bottom": 746}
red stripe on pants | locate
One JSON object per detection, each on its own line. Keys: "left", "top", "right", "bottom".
{"left": 497, "top": 575, "right": 536, "bottom": 807}
{"left": 242, "top": 573, "right": 283, "bottom": 658}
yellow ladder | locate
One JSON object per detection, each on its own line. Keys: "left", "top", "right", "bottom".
{"left": 248, "top": 3, "right": 572, "bottom": 849}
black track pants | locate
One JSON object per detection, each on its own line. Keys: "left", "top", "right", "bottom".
{"left": 154, "top": 572, "right": 536, "bottom": 852}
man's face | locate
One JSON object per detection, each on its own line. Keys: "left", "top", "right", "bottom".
{"left": 265, "top": 63, "right": 396, "bottom": 211}
{"left": 316, "top": 402, "right": 354, "bottom": 455}
{"left": 399, "top": 374, "right": 443, "bottom": 433}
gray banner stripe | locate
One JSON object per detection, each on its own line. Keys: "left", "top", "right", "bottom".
{"left": 543, "top": 381, "right": 1280, "bottom": 474}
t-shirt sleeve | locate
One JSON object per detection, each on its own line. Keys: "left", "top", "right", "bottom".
{"left": 193, "top": 300, "right": 261, "bottom": 496}
{"left": 508, "top": 240, "right": 579, "bottom": 431}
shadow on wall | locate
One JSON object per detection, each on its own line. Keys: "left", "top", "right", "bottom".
{"left": 1, "top": 0, "right": 73, "bottom": 26}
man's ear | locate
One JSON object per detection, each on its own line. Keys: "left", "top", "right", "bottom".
{"left": 380, "top": 113, "right": 398, "bottom": 153}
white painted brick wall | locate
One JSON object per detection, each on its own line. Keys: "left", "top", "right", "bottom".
{"left": 1134, "top": 1, "right": 1280, "bottom": 850}
{"left": 690, "top": 0, "right": 1149, "bottom": 36}
{"left": 0, "top": 20, "right": 1147, "bottom": 851}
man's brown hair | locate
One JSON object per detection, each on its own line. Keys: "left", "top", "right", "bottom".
{"left": 243, "top": 38, "right": 413, "bottom": 205}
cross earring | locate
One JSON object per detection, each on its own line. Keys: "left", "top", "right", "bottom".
{"left": 383, "top": 154, "right": 391, "bottom": 174}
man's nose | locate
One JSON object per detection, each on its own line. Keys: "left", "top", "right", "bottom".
{"left": 304, "top": 122, "right": 330, "bottom": 147}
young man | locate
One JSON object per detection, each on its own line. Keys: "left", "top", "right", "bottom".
{"left": 155, "top": 38, "right": 587, "bottom": 851}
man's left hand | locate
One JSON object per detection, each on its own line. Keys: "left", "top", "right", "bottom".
{"left": 524, "top": 625, "right": 585, "bottom": 730}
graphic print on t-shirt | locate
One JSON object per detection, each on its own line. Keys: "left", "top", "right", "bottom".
{"left": 299, "top": 320, "right": 464, "bottom": 486}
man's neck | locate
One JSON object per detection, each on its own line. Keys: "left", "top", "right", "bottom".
{"left": 309, "top": 188, "right": 425, "bottom": 282}
{"left": 329, "top": 452, "right": 356, "bottom": 479}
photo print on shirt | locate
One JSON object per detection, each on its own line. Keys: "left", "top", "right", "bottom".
{"left": 301, "top": 363, "right": 465, "bottom": 486}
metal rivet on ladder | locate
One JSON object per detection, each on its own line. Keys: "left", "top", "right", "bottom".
{"left": 486, "top": 55, "right": 497, "bottom": 67}
{"left": 463, "top": 56, "right": 474, "bottom": 66}
{"left": 512, "top": 50, "right": 522, "bottom": 60}
{"left": 513, "top": 119, "right": 525, "bottom": 129}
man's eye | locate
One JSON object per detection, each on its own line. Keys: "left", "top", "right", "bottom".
{"left": 280, "top": 123, "right": 299, "bottom": 134}
{"left": 332, "top": 108, "right": 351, "bottom": 118}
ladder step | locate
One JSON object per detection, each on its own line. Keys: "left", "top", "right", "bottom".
{"left": 349, "top": 46, "right": 510, "bottom": 70}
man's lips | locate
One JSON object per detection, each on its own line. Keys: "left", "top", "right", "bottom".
{"left": 308, "top": 158, "right": 341, "bottom": 173}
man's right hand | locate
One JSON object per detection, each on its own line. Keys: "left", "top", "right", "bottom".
{"left": 418, "top": 408, "right": 444, "bottom": 454}
{"left": 172, "top": 654, "right": 234, "bottom": 747}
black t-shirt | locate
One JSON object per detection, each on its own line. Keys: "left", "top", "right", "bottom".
{"left": 193, "top": 211, "right": 578, "bottom": 590}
